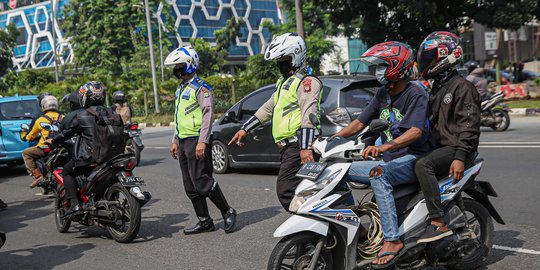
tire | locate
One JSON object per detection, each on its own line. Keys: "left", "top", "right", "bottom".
{"left": 54, "top": 194, "right": 71, "bottom": 233}
{"left": 105, "top": 182, "right": 141, "bottom": 243}
{"left": 490, "top": 109, "right": 510, "bottom": 132}
{"left": 447, "top": 198, "right": 494, "bottom": 270}
{"left": 212, "top": 140, "right": 230, "bottom": 174}
{"left": 125, "top": 139, "right": 141, "bottom": 165}
{"left": 0, "top": 232, "right": 5, "bottom": 249}
{"left": 267, "top": 232, "right": 333, "bottom": 270}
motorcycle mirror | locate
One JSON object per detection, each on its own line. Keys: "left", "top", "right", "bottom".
{"left": 369, "top": 119, "right": 390, "bottom": 133}
{"left": 21, "top": 123, "right": 30, "bottom": 131}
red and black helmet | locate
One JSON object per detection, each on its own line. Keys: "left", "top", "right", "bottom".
{"left": 417, "top": 31, "right": 463, "bottom": 79}
{"left": 360, "top": 41, "right": 415, "bottom": 85}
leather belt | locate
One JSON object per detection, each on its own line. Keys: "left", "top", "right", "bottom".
{"left": 276, "top": 136, "right": 298, "bottom": 149}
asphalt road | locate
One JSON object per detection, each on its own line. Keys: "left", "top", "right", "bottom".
{"left": 0, "top": 117, "right": 539, "bottom": 270}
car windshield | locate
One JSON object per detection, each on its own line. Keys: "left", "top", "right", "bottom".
{"left": 0, "top": 100, "right": 40, "bottom": 120}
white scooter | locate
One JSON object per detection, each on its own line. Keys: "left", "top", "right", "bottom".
{"left": 267, "top": 120, "right": 504, "bottom": 270}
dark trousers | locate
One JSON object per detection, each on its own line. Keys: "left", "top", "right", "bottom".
{"left": 63, "top": 160, "right": 92, "bottom": 204}
{"left": 415, "top": 146, "right": 471, "bottom": 219}
{"left": 178, "top": 137, "right": 230, "bottom": 218}
{"left": 277, "top": 142, "right": 303, "bottom": 211}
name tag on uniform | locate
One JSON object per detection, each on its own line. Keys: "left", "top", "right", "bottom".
{"left": 182, "top": 89, "right": 191, "bottom": 100}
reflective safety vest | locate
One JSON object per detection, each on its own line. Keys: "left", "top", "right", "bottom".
{"left": 174, "top": 77, "right": 211, "bottom": 139}
{"left": 272, "top": 73, "right": 321, "bottom": 142}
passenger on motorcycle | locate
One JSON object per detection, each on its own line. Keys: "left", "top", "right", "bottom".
{"left": 333, "top": 41, "right": 431, "bottom": 266}
{"left": 415, "top": 31, "right": 481, "bottom": 243}
{"left": 45, "top": 81, "right": 107, "bottom": 218}
{"left": 112, "top": 91, "right": 131, "bottom": 124}
{"left": 27, "top": 92, "right": 52, "bottom": 132}
{"left": 22, "top": 95, "right": 63, "bottom": 188}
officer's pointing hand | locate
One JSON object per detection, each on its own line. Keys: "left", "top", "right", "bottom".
{"left": 229, "top": 129, "right": 247, "bottom": 146}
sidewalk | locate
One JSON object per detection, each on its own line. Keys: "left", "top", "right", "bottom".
{"left": 508, "top": 108, "right": 540, "bottom": 116}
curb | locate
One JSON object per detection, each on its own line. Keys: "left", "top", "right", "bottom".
{"left": 508, "top": 108, "right": 540, "bottom": 116}
{"left": 138, "top": 122, "right": 175, "bottom": 129}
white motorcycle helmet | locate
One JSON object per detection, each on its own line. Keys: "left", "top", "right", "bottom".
{"left": 41, "top": 95, "right": 58, "bottom": 112}
{"left": 264, "top": 33, "right": 306, "bottom": 75}
{"left": 164, "top": 45, "right": 199, "bottom": 77}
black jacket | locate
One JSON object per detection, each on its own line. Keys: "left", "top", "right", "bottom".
{"left": 430, "top": 73, "right": 481, "bottom": 162}
{"left": 51, "top": 106, "right": 106, "bottom": 163}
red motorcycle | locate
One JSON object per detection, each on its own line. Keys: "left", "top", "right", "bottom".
{"left": 40, "top": 142, "right": 151, "bottom": 243}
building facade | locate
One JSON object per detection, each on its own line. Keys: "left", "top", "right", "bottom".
{"left": 0, "top": 0, "right": 279, "bottom": 70}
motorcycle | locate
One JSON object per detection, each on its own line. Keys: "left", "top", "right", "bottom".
{"left": 481, "top": 91, "right": 511, "bottom": 131}
{"left": 267, "top": 120, "right": 504, "bottom": 270}
{"left": 124, "top": 123, "right": 144, "bottom": 166}
{"left": 32, "top": 125, "right": 151, "bottom": 243}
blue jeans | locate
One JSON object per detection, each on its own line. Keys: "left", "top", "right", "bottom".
{"left": 348, "top": 154, "right": 418, "bottom": 241}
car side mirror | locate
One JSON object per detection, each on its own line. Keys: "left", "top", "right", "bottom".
{"left": 225, "top": 111, "right": 238, "bottom": 123}
{"left": 369, "top": 119, "right": 390, "bottom": 133}
{"left": 21, "top": 123, "right": 30, "bottom": 131}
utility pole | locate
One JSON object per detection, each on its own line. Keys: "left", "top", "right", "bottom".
{"left": 51, "top": 0, "right": 59, "bottom": 82}
{"left": 295, "top": 0, "right": 304, "bottom": 38}
{"left": 157, "top": 20, "right": 164, "bottom": 82}
{"left": 144, "top": 0, "right": 160, "bottom": 113}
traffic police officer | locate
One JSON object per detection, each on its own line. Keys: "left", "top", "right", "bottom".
{"left": 166, "top": 45, "right": 237, "bottom": 234}
{"left": 229, "top": 33, "right": 322, "bottom": 211}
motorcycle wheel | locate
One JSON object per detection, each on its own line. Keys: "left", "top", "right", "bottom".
{"left": 267, "top": 232, "right": 333, "bottom": 270}
{"left": 447, "top": 199, "right": 494, "bottom": 270}
{"left": 490, "top": 109, "right": 510, "bottom": 132}
{"left": 125, "top": 139, "right": 141, "bottom": 166}
{"left": 54, "top": 194, "right": 71, "bottom": 233}
{"left": 105, "top": 183, "right": 141, "bottom": 243}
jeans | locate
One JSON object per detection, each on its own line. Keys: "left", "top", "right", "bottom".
{"left": 348, "top": 154, "right": 419, "bottom": 241}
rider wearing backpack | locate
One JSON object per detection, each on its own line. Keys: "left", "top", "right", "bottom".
{"left": 46, "top": 81, "right": 123, "bottom": 217}
{"left": 22, "top": 95, "right": 63, "bottom": 188}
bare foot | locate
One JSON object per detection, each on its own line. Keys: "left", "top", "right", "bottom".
{"left": 372, "top": 240, "right": 404, "bottom": 265}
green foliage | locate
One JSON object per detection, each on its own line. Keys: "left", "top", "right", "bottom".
{"left": 190, "top": 38, "right": 226, "bottom": 77}
{"left": 0, "top": 24, "right": 20, "bottom": 79}
{"left": 466, "top": 0, "right": 538, "bottom": 30}
{"left": 239, "top": 54, "right": 280, "bottom": 89}
{"left": 215, "top": 17, "right": 243, "bottom": 52}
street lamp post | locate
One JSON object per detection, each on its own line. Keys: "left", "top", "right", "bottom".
{"left": 51, "top": 0, "right": 59, "bottom": 82}
{"left": 144, "top": 0, "right": 160, "bottom": 113}
{"left": 295, "top": 0, "right": 305, "bottom": 38}
{"left": 157, "top": 19, "right": 164, "bottom": 82}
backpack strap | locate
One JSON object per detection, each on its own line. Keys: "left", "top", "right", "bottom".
{"left": 41, "top": 114, "right": 54, "bottom": 124}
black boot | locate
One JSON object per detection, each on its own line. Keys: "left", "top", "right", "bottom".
{"left": 208, "top": 183, "right": 236, "bottom": 233}
{"left": 62, "top": 199, "right": 82, "bottom": 220}
{"left": 184, "top": 197, "right": 214, "bottom": 235}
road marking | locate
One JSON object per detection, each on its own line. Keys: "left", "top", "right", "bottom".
{"left": 146, "top": 146, "right": 170, "bottom": 149}
{"left": 479, "top": 146, "right": 540, "bottom": 148}
{"left": 480, "top": 142, "right": 540, "bottom": 144}
{"left": 493, "top": 245, "right": 540, "bottom": 255}
{"left": 264, "top": 188, "right": 270, "bottom": 191}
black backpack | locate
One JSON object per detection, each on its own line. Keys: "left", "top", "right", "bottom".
{"left": 86, "top": 107, "right": 126, "bottom": 164}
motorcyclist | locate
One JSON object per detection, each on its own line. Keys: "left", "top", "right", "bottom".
{"left": 415, "top": 31, "right": 481, "bottom": 244}
{"left": 45, "top": 81, "right": 107, "bottom": 218}
{"left": 27, "top": 92, "right": 52, "bottom": 131}
{"left": 166, "top": 45, "right": 237, "bottom": 234}
{"left": 464, "top": 61, "right": 488, "bottom": 99}
{"left": 332, "top": 41, "right": 430, "bottom": 266}
{"left": 21, "top": 95, "right": 63, "bottom": 188}
{"left": 112, "top": 91, "right": 131, "bottom": 124}
{"left": 229, "top": 32, "right": 323, "bottom": 211}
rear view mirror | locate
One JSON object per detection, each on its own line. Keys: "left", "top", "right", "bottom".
{"left": 369, "top": 119, "right": 390, "bottom": 133}
{"left": 225, "top": 111, "right": 238, "bottom": 123}
{"left": 21, "top": 123, "right": 30, "bottom": 131}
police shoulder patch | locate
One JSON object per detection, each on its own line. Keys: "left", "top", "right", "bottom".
{"left": 302, "top": 78, "right": 312, "bottom": 93}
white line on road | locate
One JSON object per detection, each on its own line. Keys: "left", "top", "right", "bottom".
{"left": 493, "top": 245, "right": 540, "bottom": 255}
{"left": 480, "top": 142, "right": 540, "bottom": 144}
{"left": 146, "top": 146, "right": 170, "bottom": 149}
{"left": 479, "top": 146, "right": 540, "bottom": 148}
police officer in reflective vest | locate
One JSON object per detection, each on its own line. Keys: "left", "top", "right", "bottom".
{"left": 229, "top": 33, "right": 322, "bottom": 211}
{"left": 166, "top": 46, "right": 237, "bottom": 234}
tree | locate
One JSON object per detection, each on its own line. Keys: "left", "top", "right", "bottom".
{"left": 0, "top": 24, "right": 20, "bottom": 78}
{"left": 311, "top": 0, "right": 538, "bottom": 49}
{"left": 190, "top": 38, "right": 225, "bottom": 77}
{"left": 214, "top": 17, "right": 243, "bottom": 52}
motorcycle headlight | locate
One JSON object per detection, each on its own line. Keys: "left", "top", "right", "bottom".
{"left": 288, "top": 169, "right": 342, "bottom": 213}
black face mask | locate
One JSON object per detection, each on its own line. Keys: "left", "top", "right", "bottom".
{"left": 276, "top": 60, "right": 294, "bottom": 77}
{"left": 173, "top": 65, "right": 187, "bottom": 79}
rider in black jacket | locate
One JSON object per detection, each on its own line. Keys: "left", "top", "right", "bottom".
{"left": 46, "top": 81, "right": 106, "bottom": 217}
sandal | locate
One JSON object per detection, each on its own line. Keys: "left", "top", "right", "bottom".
{"left": 371, "top": 250, "right": 405, "bottom": 269}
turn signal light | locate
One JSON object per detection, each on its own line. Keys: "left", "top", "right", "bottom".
{"left": 125, "top": 158, "right": 136, "bottom": 171}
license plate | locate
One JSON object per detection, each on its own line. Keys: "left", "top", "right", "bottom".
{"left": 296, "top": 162, "right": 327, "bottom": 181}
{"left": 120, "top": 176, "right": 145, "bottom": 186}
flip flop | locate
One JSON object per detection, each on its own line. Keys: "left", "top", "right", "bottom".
{"left": 371, "top": 249, "right": 405, "bottom": 269}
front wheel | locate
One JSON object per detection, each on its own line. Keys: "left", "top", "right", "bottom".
{"left": 105, "top": 183, "right": 141, "bottom": 243}
{"left": 490, "top": 109, "right": 510, "bottom": 132}
{"left": 54, "top": 194, "right": 71, "bottom": 233}
{"left": 447, "top": 198, "right": 494, "bottom": 270}
{"left": 267, "top": 232, "right": 333, "bottom": 270}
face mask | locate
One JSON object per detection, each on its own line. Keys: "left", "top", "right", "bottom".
{"left": 173, "top": 65, "right": 187, "bottom": 79}
{"left": 276, "top": 60, "right": 293, "bottom": 77}
{"left": 375, "top": 65, "right": 388, "bottom": 85}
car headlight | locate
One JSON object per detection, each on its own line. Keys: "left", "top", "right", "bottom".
{"left": 288, "top": 169, "right": 342, "bottom": 213}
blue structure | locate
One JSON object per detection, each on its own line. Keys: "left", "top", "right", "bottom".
{"left": 0, "top": 0, "right": 280, "bottom": 70}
